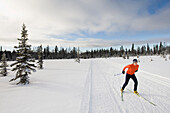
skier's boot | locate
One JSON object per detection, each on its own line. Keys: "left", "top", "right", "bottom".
{"left": 121, "top": 88, "right": 124, "bottom": 93}
{"left": 134, "top": 91, "right": 139, "bottom": 95}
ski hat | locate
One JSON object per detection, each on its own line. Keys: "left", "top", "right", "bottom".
{"left": 133, "top": 59, "right": 138, "bottom": 63}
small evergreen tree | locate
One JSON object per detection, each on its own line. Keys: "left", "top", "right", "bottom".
{"left": 153, "top": 46, "right": 156, "bottom": 54}
{"left": 46, "top": 45, "right": 50, "bottom": 58}
{"left": 55, "top": 45, "right": 58, "bottom": 58}
{"left": 141, "top": 45, "right": 146, "bottom": 55}
{"left": 150, "top": 49, "right": 153, "bottom": 55}
{"left": 91, "top": 50, "right": 94, "bottom": 58}
{"left": 137, "top": 46, "right": 140, "bottom": 55}
{"left": 0, "top": 53, "right": 8, "bottom": 76}
{"left": 131, "top": 43, "right": 135, "bottom": 56}
{"left": 147, "top": 43, "right": 150, "bottom": 55}
{"left": 75, "top": 47, "right": 80, "bottom": 63}
{"left": 120, "top": 46, "right": 124, "bottom": 57}
{"left": 155, "top": 44, "right": 159, "bottom": 55}
{"left": 10, "top": 24, "right": 36, "bottom": 85}
{"left": 37, "top": 45, "right": 43, "bottom": 69}
{"left": 127, "top": 53, "right": 129, "bottom": 59}
{"left": 110, "top": 47, "right": 113, "bottom": 56}
{"left": 71, "top": 47, "right": 77, "bottom": 58}
{"left": 159, "top": 42, "right": 163, "bottom": 54}
{"left": 122, "top": 52, "right": 126, "bottom": 59}
{"left": 0, "top": 46, "right": 2, "bottom": 52}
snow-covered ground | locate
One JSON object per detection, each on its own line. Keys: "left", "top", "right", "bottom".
{"left": 0, "top": 56, "right": 170, "bottom": 113}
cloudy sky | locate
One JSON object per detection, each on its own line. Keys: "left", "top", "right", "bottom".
{"left": 0, "top": 0, "right": 170, "bottom": 51}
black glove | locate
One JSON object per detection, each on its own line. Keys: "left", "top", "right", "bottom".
{"left": 135, "top": 70, "right": 138, "bottom": 72}
{"left": 122, "top": 70, "right": 125, "bottom": 74}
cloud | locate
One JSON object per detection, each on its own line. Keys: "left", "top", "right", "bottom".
{"left": 2, "top": 36, "right": 169, "bottom": 48}
{"left": 0, "top": 0, "right": 170, "bottom": 49}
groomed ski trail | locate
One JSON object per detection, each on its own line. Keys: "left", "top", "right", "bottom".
{"left": 80, "top": 60, "right": 125, "bottom": 113}
{"left": 80, "top": 59, "right": 170, "bottom": 113}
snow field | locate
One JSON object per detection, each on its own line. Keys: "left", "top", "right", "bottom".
{"left": 0, "top": 59, "right": 90, "bottom": 113}
{"left": 0, "top": 56, "right": 170, "bottom": 113}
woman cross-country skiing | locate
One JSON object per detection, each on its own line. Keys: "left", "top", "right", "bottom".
{"left": 121, "top": 59, "right": 139, "bottom": 94}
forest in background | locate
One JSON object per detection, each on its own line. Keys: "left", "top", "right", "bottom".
{"left": 0, "top": 42, "right": 170, "bottom": 61}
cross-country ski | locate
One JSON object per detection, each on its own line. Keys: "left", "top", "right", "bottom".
{"left": 121, "top": 90, "right": 124, "bottom": 101}
{"left": 127, "top": 89, "right": 156, "bottom": 106}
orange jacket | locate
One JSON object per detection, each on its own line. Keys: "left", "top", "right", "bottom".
{"left": 123, "top": 64, "right": 139, "bottom": 75}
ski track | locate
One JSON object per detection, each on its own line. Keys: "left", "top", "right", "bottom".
{"left": 138, "top": 77, "right": 170, "bottom": 113}
{"left": 79, "top": 61, "right": 92, "bottom": 113}
{"left": 95, "top": 63, "right": 125, "bottom": 113}
{"left": 80, "top": 60, "right": 126, "bottom": 113}
{"left": 90, "top": 60, "right": 123, "bottom": 113}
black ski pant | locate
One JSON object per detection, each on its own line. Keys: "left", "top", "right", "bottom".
{"left": 122, "top": 74, "right": 138, "bottom": 91}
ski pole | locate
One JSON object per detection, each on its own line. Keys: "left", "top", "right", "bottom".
{"left": 114, "top": 73, "right": 122, "bottom": 76}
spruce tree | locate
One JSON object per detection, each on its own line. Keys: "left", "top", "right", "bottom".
{"left": 137, "top": 46, "right": 140, "bottom": 55}
{"left": 159, "top": 42, "right": 163, "bottom": 54}
{"left": 141, "top": 45, "right": 146, "bottom": 55}
{"left": 131, "top": 43, "right": 135, "bottom": 56}
{"left": 120, "top": 46, "right": 124, "bottom": 57}
{"left": 110, "top": 47, "right": 113, "bottom": 56}
{"left": 71, "top": 47, "right": 77, "bottom": 58}
{"left": 46, "top": 45, "right": 50, "bottom": 58}
{"left": 75, "top": 47, "right": 80, "bottom": 63}
{"left": 10, "top": 24, "right": 36, "bottom": 85}
{"left": 55, "top": 45, "right": 58, "bottom": 58}
{"left": 0, "top": 46, "right": 2, "bottom": 52}
{"left": 37, "top": 45, "right": 43, "bottom": 69}
{"left": 122, "top": 52, "right": 126, "bottom": 59}
{"left": 127, "top": 53, "right": 129, "bottom": 59}
{"left": 0, "top": 53, "right": 8, "bottom": 76}
{"left": 147, "top": 43, "right": 150, "bottom": 55}
{"left": 155, "top": 45, "right": 159, "bottom": 55}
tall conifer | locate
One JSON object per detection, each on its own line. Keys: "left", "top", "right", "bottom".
{"left": 0, "top": 53, "right": 8, "bottom": 76}
{"left": 10, "top": 24, "right": 36, "bottom": 85}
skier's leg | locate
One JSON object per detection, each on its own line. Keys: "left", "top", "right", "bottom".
{"left": 131, "top": 75, "right": 138, "bottom": 91}
{"left": 122, "top": 74, "right": 130, "bottom": 90}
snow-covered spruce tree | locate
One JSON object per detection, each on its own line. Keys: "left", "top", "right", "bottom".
{"left": 122, "top": 52, "right": 126, "bottom": 59}
{"left": 127, "top": 53, "right": 129, "bottom": 59}
{"left": 0, "top": 53, "right": 8, "bottom": 76}
{"left": 10, "top": 24, "right": 36, "bottom": 85}
{"left": 75, "top": 47, "right": 80, "bottom": 63}
{"left": 37, "top": 45, "right": 43, "bottom": 69}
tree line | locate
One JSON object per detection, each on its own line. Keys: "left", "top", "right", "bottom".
{"left": 0, "top": 42, "right": 170, "bottom": 61}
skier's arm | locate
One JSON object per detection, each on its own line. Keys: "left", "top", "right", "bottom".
{"left": 123, "top": 65, "right": 130, "bottom": 71}
{"left": 135, "top": 65, "right": 139, "bottom": 72}
{"left": 122, "top": 65, "right": 130, "bottom": 74}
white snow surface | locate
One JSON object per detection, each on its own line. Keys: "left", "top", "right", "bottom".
{"left": 0, "top": 56, "right": 170, "bottom": 113}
